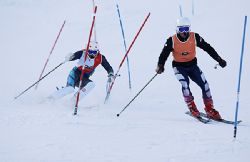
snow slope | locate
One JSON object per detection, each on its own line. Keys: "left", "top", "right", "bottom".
{"left": 0, "top": 0, "right": 250, "bottom": 161}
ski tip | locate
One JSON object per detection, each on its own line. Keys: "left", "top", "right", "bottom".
{"left": 116, "top": 114, "right": 120, "bottom": 117}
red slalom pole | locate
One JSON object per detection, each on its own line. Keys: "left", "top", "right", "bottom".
{"left": 35, "top": 20, "right": 66, "bottom": 89}
{"left": 92, "top": 0, "right": 97, "bottom": 41}
{"left": 104, "top": 12, "right": 151, "bottom": 103}
{"left": 74, "top": 6, "right": 97, "bottom": 115}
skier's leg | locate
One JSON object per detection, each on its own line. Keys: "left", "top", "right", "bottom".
{"left": 48, "top": 86, "right": 75, "bottom": 101}
{"left": 173, "top": 67, "right": 199, "bottom": 117}
{"left": 189, "top": 65, "right": 221, "bottom": 119}
{"left": 189, "top": 65, "right": 212, "bottom": 99}
{"left": 72, "top": 78, "right": 95, "bottom": 102}
{"left": 203, "top": 98, "right": 221, "bottom": 120}
{"left": 173, "top": 67, "right": 192, "bottom": 100}
{"left": 47, "top": 67, "right": 79, "bottom": 101}
{"left": 66, "top": 67, "right": 81, "bottom": 87}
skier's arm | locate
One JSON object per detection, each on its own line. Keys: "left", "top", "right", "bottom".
{"left": 195, "top": 33, "right": 222, "bottom": 61}
{"left": 156, "top": 37, "right": 173, "bottom": 74}
{"left": 101, "top": 55, "right": 114, "bottom": 74}
{"left": 70, "top": 50, "right": 84, "bottom": 61}
{"left": 195, "top": 33, "right": 227, "bottom": 67}
{"left": 64, "top": 50, "right": 86, "bottom": 62}
{"left": 158, "top": 37, "right": 173, "bottom": 66}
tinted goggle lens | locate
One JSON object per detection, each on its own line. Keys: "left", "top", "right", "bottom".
{"left": 88, "top": 50, "right": 98, "bottom": 57}
{"left": 177, "top": 26, "right": 190, "bottom": 33}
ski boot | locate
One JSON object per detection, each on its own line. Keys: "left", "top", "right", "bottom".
{"left": 187, "top": 100, "right": 200, "bottom": 118}
{"left": 204, "top": 98, "right": 221, "bottom": 120}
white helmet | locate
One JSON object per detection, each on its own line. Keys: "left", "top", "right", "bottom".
{"left": 176, "top": 17, "right": 191, "bottom": 27}
{"left": 88, "top": 41, "right": 99, "bottom": 59}
{"left": 89, "top": 41, "right": 99, "bottom": 51}
{"left": 176, "top": 17, "right": 191, "bottom": 33}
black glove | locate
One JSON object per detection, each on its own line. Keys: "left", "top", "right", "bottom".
{"left": 156, "top": 64, "right": 164, "bottom": 74}
{"left": 108, "top": 72, "right": 114, "bottom": 77}
{"left": 107, "top": 72, "right": 114, "bottom": 83}
{"left": 218, "top": 58, "right": 227, "bottom": 68}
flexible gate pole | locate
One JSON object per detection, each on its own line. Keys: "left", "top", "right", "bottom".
{"left": 104, "top": 12, "right": 151, "bottom": 103}
{"left": 35, "top": 20, "right": 66, "bottom": 89}
{"left": 234, "top": 16, "right": 247, "bottom": 138}
{"left": 74, "top": 6, "right": 97, "bottom": 115}
{"left": 92, "top": 0, "right": 97, "bottom": 42}
{"left": 115, "top": 1, "right": 132, "bottom": 90}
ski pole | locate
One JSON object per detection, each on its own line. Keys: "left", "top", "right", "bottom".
{"left": 117, "top": 73, "right": 158, "bottom": 117}
{"left": 14, "top": 62, "right": 64, "bottom": 100}
{"left": 35, "top": 20, "right": 66, "bottom": 90}
{"left": 104, "top": 12, "right": 151, "bottom": 104}
{"left": 74, "top": 6, "right": 97, "bottom": 115}
{"left": 234, "top": 16, "right": 247, "bottom": 138}
{"left": 115, "top": 1, "right": 132, "bottom": 90}
{"left": 214, "top": 64, "right": 219, "bottom": 69}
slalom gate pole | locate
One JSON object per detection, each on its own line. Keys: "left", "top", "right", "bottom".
{"left": 92, "top": 0, "right": 97, "bottom": 42}
{"left": 115, "top": 1, "right": 132, "bottom": 90}
{"left": 14, "top": 62, "right": 64, "bottom": 100}
{"left": 35, "top": 20, "right": 66, "bottom": 90}
{"left": 74, "top": 6, "right": 97, "bottom": 115}
{"left": 192, "top": 0, "right": 195, "bottom": 16}
{"left": 104, "top": 12, "right": 151, "bottom": 104}
{"left": 234, "top": 16, "right": 247, "bottom": 138}
{"left": 179, "top": 5, "right": 183, "bottom": 17}
{"left": 117, "top": 73, "right": 158, "bottom": 117}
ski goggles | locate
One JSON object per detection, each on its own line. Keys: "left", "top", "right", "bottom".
{"left": 177, "top": 26, "right": 190, "bottom": 33}
{"left": 88, "top": 50, "right": 98, "bottom": 57}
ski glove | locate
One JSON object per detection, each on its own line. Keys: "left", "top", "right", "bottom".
{"left": 217, "top": 58, "right": 227, "bottom": 68}
{"left": 156, "top": 64, "right": 164, "bottom": 74}
{"left": 108, "top": 72, "right": 115, "bottom": 83}
{"left": 64, "top": 52, "right": 75, "bottom": 62}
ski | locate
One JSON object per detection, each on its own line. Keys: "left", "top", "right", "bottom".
{"left": 185, "top": 111, "right": 210, "bottom": 124}
{"left": 199, "top": 112, "right": 242, "bottom": 125}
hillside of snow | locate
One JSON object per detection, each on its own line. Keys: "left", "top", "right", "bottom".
{"left": 0, "top": 0, "right": 250, "bottom": 162}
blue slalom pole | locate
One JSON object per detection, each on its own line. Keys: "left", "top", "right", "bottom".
{"left": 115, "top": 1, "right": 132, "bottom": 90}
{"left": 234, "top": 16, "right": 247, "bottom": 138}
{"left": 179, "top": 5, "right": 183, "bottom": 17}
{"left": 192, "top": 0, "right": 195, "bottom": 16}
